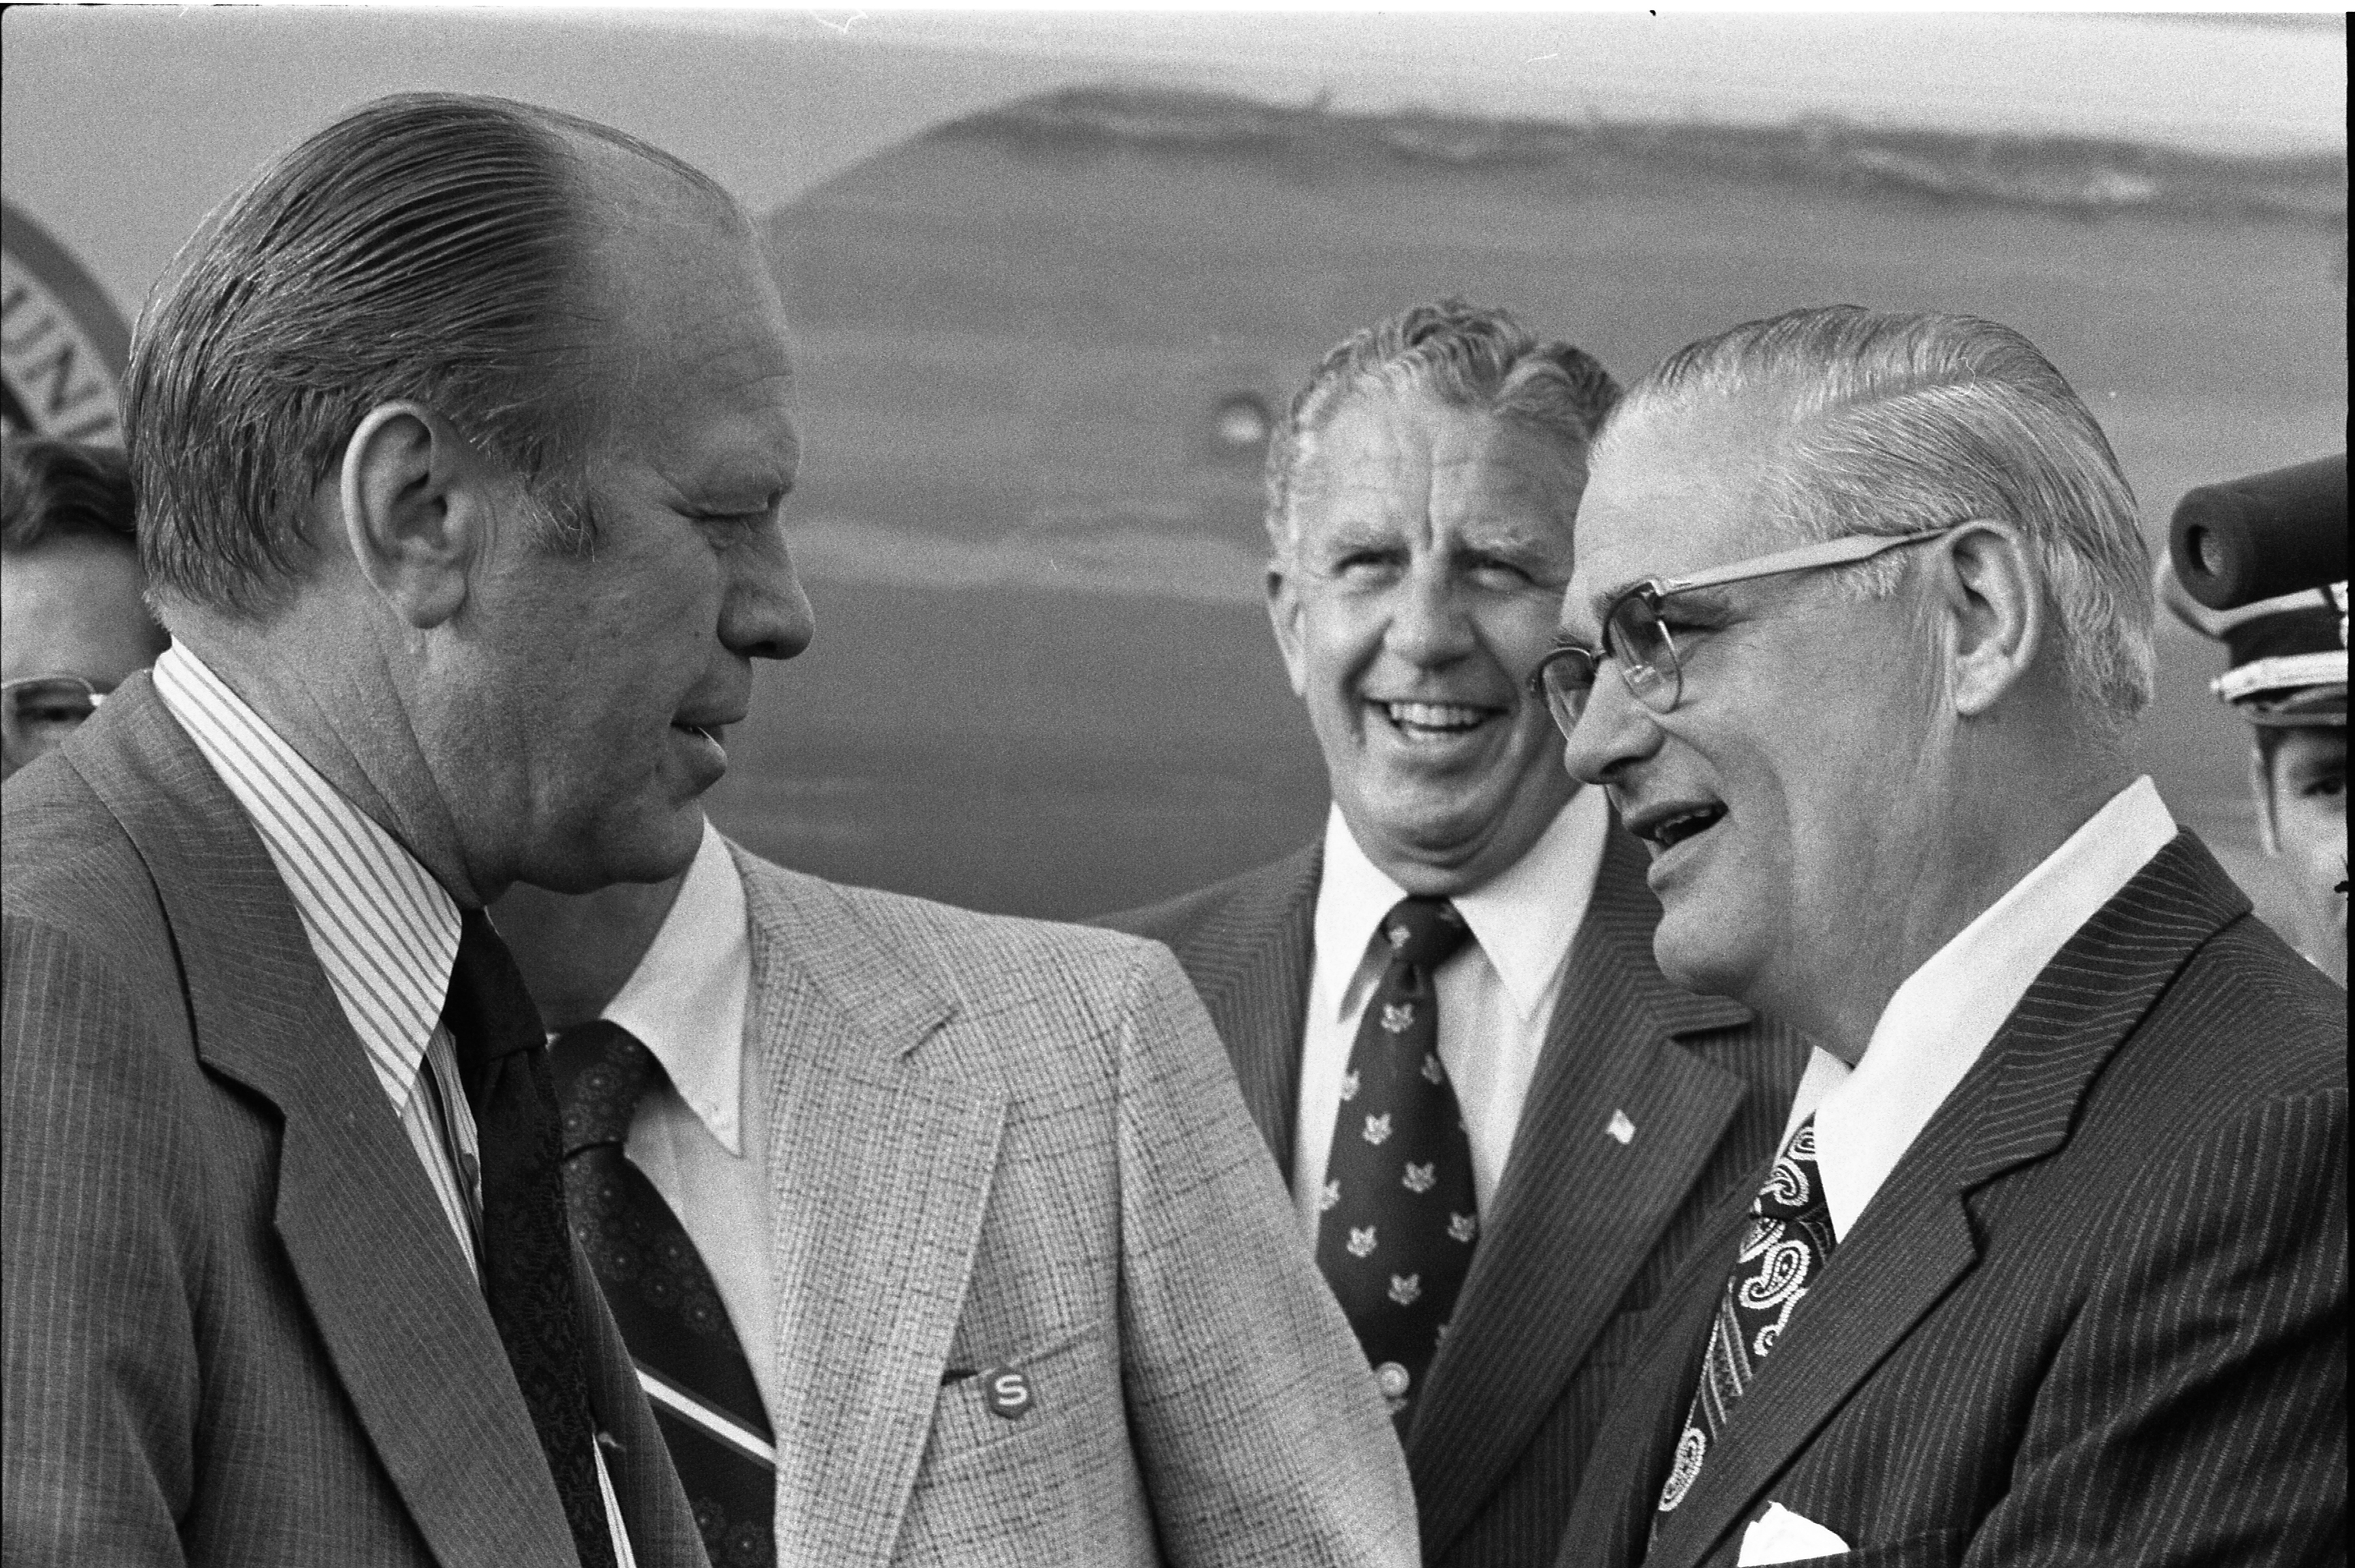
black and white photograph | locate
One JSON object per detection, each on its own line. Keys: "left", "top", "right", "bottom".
{"left": 3, "top": 8, "right": 2344, "bottom": 1567}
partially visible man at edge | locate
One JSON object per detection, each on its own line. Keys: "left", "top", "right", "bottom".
{"left": 2, "top": 92, "right": 818, "bottom": 1566}
{"left": 2156, "top": 455, "right": 2347, "bottom": 988}
{"left": 1, "top": 436, "right": 170, "bottom": 779}
{"left": 1102, "top": 301, "right": 1813, "bottom": 1567}
{"left": 1545, "top": 306, "right": 2345, "bottom": 1568}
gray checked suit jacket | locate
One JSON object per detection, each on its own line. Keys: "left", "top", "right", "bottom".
{"left": 1102, "top": 815, "right": 1815, "bottom": 1567}
{"left": 1, "top": 675, "right": 709, "bottom": 1567}
{"left": 725, "top": 844, "right": 1418, "bottom": 1567}
{"left": 1551, "top": 832, "right": 2347, "bottom": 1568}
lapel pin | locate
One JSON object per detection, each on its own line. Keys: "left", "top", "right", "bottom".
{"left": 1606, "top": 1109, "right": 1637, "bottom": 1145}
{"left": 980, "top": 1365, "right": 1033, "bottom": 1420}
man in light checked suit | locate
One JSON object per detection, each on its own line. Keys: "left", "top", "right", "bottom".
{"left": 492, "top": 813, "right": 1419, "bottom": 1568}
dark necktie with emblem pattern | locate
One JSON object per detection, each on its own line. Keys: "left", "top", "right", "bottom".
{"left": 441, "top": 909, "right": 618, "bottom": 1568}
{"left": 1315, "top": 895, "right": 1479, "bottom": 1432}
{"left": 1655, "top": 1115, "right": 1837, "bottom": 1522}
{"left": 553, "top": 1019, "right": 776, "bottom": 1568}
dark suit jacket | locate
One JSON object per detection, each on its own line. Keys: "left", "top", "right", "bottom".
{"left": 2, "top": 675, "right": 708, "bottom": 1568}
{"left": 1552, "top": 832, "right": 2348, "bottom": 1568}
{"left": 1104, "top": 819, "right": 1814, "bottom": 1567}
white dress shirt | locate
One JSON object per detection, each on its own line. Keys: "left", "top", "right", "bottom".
{"left": 1781, "top": 776, "right": 2178, "bottom": 1241}
{"left": 1293, "top": 786, "right": 1612, "bottom": 1233}
{"left": 602, "top": 821, "right": 780, "bottom": 1428}
{"left": 154, "top": 644, "right": 638, "bottom": 1566}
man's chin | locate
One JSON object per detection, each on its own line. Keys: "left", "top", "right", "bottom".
{"left": 1650, "top": 902, "right": 1758, "bottom": 1006}
{"left": 528, "top": 809, "right": 704, "bottom": 895}
{"left": 1352, "top": 768, "right": 1570, "bottom": 874}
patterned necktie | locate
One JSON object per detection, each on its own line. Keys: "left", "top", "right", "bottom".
{"left": 440, "top": 910, "right": 618, "bottom": 1568}
{"left": 1315, "top": 895, "right": 1479, "bottom": 1431}
{"left": 554, "top": 1020, "right": 776, "bottom": 1568}
{"left": 1655, "top": 1115, "right": 1837, "bottom": 1520}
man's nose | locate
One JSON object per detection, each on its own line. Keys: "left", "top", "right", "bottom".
{"left": 720, "top": 524, "right": 816, "bottom": 662}
{"left": 1385, "top": 564, "right": 1475, "bottom": 666}
{"left": 1558, "top": 655, "right": 1658, "bottom": 785}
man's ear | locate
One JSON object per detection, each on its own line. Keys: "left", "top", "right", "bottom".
{"left": 1934, "top": 519, "right": 2045, "bottom": 719}
{"left": 1266, "top": 555, "right": 1310, "bottom": 700}
{"left": 337, "top": 402, "right": 497, "bottom": 630}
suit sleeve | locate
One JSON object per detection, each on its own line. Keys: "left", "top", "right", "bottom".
{"left": 3, "top": 912, "right": 199, "bottom": 1567}
{"left": 1109, "top": 941, "right": 1420, "bottom": 1568}
{"left": 1964, "top": 1086, "right": 2347, "bottom": 1567}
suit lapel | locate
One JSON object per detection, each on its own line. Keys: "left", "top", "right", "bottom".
{"left": 76, "top": 678, "right": 576, "bottom": 1565}
{"left": 1648, "top": 833, "right": 2252, "bottom": 1568}
{"left": 1552, "top": 1177, "right": 1759, "bottom": 1568}
{"left": 1172, "top": 844, "right": 1320, "bottom": 1179}
{"left": 1410, "top": 825, "right": 1757, "bottom": 1558}
{"left": 735, "top": 853, "right": 1004, "bottom": 1568}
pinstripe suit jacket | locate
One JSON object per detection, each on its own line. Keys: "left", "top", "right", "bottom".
{"left": 727, "top": 847, "right": 1418, "bottom": 1567}
{"left": 1, "top": 676, "right": 709, "bottom": 1567}
{"left": 1102, "top": 817, "right": 1815, "bottom": 1567}
{"left": 1552, "top": 832, "right": 2348, "bottom": 1568}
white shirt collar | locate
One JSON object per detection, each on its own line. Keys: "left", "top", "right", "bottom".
{"left": 1794, "top": 776, "right": 2177, "bottom": 1239}
{"left": 1313, "top": 786, "right": 1609, "bottom": 1023}
{"left": 151, "top": 644, "right": 460, "bottom": 1112}
{"left": 602, "top": 819, "right": 751, "bottom": 1156}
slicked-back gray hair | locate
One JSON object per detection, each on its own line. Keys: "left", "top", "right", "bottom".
{"left": 1605, "top": 304, "right": 2154, "bottom": 731}
{"left": 1265, "top": 299, "right": 1620, "bottom": 562}
{"left": 125, "top": 92, "right": 740, "bottom": 618}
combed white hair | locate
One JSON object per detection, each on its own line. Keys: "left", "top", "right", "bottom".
{"left": 1600, "top": 305, "right": 2154, "bottom": 732}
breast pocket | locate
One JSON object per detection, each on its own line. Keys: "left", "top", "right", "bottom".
{"left": 923, "top": 1320, "right": 1117, "bottom": 1470}
{"left": 1758, "top": 1527, "right": 1964, "bottom": 1567}
{"left": 904, "top": 1322, "right": 1152, "bottom": 1564}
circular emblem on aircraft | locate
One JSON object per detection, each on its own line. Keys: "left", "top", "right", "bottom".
{"left": 2, "top": 199, "right": 129, "bottom": 445}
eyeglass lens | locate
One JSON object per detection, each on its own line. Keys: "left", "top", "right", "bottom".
{"left": 1607, "top": 595, "right": 1682, "bottom": 713}
{"left": 1538, "top": 595, "right": 1688, "bottom": 742}
{"left": 1539, "top": 651, "right": 1595, "bottom": 740}
{"left": 3, "top": 679, "right": 103, "bottom": 756}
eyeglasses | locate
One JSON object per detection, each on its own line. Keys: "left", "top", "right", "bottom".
{"left": 1, "top": 676, "right": 113, "bottom": 770}
{"left": 1532, "top": 527, "right": 1960, "bottom": 739}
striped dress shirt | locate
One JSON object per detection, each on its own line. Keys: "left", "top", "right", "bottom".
{"left": 152, "top": 644, "right": 638, "bottom": 1566}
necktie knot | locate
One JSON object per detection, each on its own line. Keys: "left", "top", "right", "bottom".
{"left": 1379, "top": 896, "right": 1473, "bottom": 973}
{"left": 1753, "top": 1116, "right": 1824, "bottom": 1222}
{"left": 443, "top": 908, "right": 551, "bottom": 1116}
{"left": 552, "top": 1019, "right": 660, "bottom": 1156}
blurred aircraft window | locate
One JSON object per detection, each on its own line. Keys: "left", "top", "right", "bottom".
{"left": 1213, "top": 393, "right": 1274, "bottom": 456}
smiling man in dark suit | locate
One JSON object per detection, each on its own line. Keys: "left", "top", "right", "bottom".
{"left": 1544, "top": 305, "right": 2345, "bottom": 1567}
{"left": 1104, "top": 301, "right": 1813, "bottom": 1568}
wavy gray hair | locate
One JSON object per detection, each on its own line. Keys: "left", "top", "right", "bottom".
{"left": 1264, "top": 299, "right": 1620, "bottom": 563}
{"left": 1603, "top": 304, "right": 2154, "bottom": 732}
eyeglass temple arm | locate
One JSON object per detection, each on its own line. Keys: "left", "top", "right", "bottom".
{"left": 1647, "top": 525, "right": 1961, "bottom": 597}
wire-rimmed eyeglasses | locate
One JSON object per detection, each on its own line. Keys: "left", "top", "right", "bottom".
{"left": 1, "top": 675, "right": 112, "bottom": 770}
{"left": 1531, "top": 527, "right": 1962, "bottom": 740}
